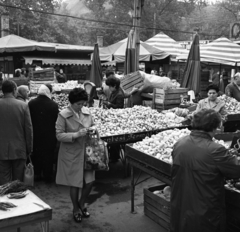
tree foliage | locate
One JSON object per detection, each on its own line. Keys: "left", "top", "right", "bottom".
{"left": 0, "top": 0, "right": 238, "bottom": 45}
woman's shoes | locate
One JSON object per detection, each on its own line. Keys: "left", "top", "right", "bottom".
{"left": 80, "top": 208, "right": 90, "bottom": 218}
{"left": 73, "top": 211, "right": 82, "bottom": 223}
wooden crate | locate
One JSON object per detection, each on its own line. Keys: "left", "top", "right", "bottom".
{"left": 120, "top": 71, "right": 144, "bottom": 93}
{"left": 32, "top": 68, "right": 54, "bottom": 80}
{"left": 144, "top": 184, "right": 170, "bottom": 232}
{"left": 142, "top": 100, "right": 153, "bottom": 108}
{"left": 153, "top": 88, "right": 188, "bottom": 111}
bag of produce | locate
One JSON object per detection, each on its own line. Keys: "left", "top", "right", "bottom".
{"left": 139, "top": 71, "right": 173, "bottom": 93}
{"left": 84, "top": 130, "right": 109, "bottom": 171}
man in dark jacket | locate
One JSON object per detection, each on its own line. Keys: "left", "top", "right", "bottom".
{"left": 0, "top": 80, "right": 33, "bottom": 185}
{"left": 171, "top": 109, "right": 240, "bottom": 232}
{"left": 28, "top": 84, "right": 59, "bottom": 182}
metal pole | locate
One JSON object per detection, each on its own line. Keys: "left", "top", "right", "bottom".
{"left": 153, "top": 13, "right": 156, "bottom": 36}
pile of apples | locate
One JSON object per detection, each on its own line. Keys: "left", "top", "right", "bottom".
{"left": 132, "top": 128, "right": 230, "bottom": 164}
{"left": 52, "top": 93, "right": 69, "bottom": 111}
{"left": 133, "top": 128, "right": 191, "bottom": 164}
{"left": 218, "top": 95, "right": 240, "bottom": 114}
{"left": 90, "top": 106, "right": 185, "bottom": 137}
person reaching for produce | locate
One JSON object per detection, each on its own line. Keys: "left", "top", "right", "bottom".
{"left": 171, "top": 109, "right": 240, "bottom": 232}
{"left": 103, "top": 76, "right": 125, "bottom": 109}
{"left": 225, "top": 72, "right": 240, "bottom": 102}
{"left": 196, "top": 84, "right": 227, "bottom": 118}
{"left": 55, "top": 88, "right": 95, "bottom": 223}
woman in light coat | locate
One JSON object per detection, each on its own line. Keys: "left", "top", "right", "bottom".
{"left": 56, "top": 88, "right": 94, "bottom": 223}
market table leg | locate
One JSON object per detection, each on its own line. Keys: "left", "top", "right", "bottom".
{"left": 45, "top": 221, "right": 49, "bottom": 232}
{"left": 131, "top": 165, "right": 135, "bottom": 213}
{"left": 17, "top": 228, "right": 21, "bottom": 232}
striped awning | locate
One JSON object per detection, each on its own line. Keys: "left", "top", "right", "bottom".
{"left": 145, "top": 32, "right": 186, "bottom": 57}
{"left": 200, "top": 37, "right": 240, "bottom": 66}
{"left": 177, "top": 37, "right": 240, "bottom": 66}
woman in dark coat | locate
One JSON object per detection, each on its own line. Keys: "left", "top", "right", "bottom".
{"left": 171, "top": 109, "right": 240, "bottom": 232}
{"left": 28, "top": 84, "right": 59, "bottom": 182}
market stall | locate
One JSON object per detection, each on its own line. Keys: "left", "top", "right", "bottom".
{"left": 125, "top": 130, "right": 240, "bottom": 231}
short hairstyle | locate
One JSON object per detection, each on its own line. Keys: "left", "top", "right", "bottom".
{"left": 192, "top": 109, "right": 222, "bottom": 132}
{"left": 68, "top": 88, "right": 88, "bottom": 104}
{"left": 105, "top": 76, "right": 120, "bottom": 89}
{"left": 206, "top": 84, "right": 219, "bottom": 93}
{"left": 106, "top": 70, "right": 114, "bottom": 78}
{"left": 2, "top": 80, "right": 17, "bottom": 94}
{"left": 45, "top": 84, "right": 52, "bottom": 93}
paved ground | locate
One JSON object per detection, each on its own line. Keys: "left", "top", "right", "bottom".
{"left": 7, "top": 162, "right": 166, "bottom": 232}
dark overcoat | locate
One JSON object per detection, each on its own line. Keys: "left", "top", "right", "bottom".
{"left": 171, "top": 130, "right": 240, "bottom": 232}
{"left": 28, "top": 95, "right": 59, "bottom": 152}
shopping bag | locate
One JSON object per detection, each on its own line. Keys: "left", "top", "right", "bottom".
{"left": 23, "top": 155, "right": 34, "bottom": 187}
{"left": 84, "top": 130, "right": 109, "bottom": 171}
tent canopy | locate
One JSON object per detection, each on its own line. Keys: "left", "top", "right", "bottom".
{"left": 99, "top": 38, "right": 170, "bottom": 62}
{"left": 24, "top": 57, "right": 91, "bottom": 66}
{"left": 177, "top": 37, "right": 240, "bottom": 66}
{"left": 145, "top": 32, "right": 186, "bottom": 57}
{"left": 0, "top": 34, "right": 56, "bottom": 53}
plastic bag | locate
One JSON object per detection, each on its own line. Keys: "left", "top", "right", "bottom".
{"left": 84, "top": 130, "right": 109, "bottom": 171}
{"left": 23, "top": 155, "right": 34, "bottom": 187}
{"left": 139, "top": 71, "right": 173, "bottom": 93}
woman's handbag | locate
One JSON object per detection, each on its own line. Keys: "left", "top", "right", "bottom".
{"left": 23, "top": 154, "right": 34, "bottom": 187}
{"left": 84, "top": 130, "right": 109, "bottom": 171}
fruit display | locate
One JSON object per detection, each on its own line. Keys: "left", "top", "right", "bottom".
{"left": 89, "top": 106, "right": 185, "bottom": 137}
{"left": 132, "top": 128, "right": 230, "bottom": 164}
{"left": 52, "top": 81, "right": 83, "bottom": 91}
{"left": 163, "top": 107, "right": 189, "bottom": 118}
{"left": 153, "top": 186, "right": 171, "bottom": 202}
{"left": 218, "top": 95, "right": 240, "bottom": 114}
{"left": 52, "top": 93, "right": 69, "bottom": 110}
{"left": 132, "top": 128, "right": 191, "bottom": 164}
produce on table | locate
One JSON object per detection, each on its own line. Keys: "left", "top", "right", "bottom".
{"left": 0, "top": 180, "right": 27, "bottom": 196}
{"left": 218, "top": 95, "right": 240, "bottom": 114}
{"left": 7, "top": 191, "right": 28, "bottom": 199}
{"left": 52, "top": 93, "right": 69, "bottom": 111}
{"left": 90, "top": 106, "right": 185, "bottom": 137}
{"left": 0, "top": 202, "right": 17, "bottom": 211}
{"left": 163, "top": 107, "right": 189, "bottom": 118}
{"left": 52, "top": 81, "right": 82, "bottom": 91}
{"left": 132, "top": 128, "right": 230, "bottom": 164}
{"left": 133, "top": 128, "right": 191, "bottom": 164}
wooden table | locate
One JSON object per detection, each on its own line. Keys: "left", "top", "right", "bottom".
{"left": 0, "top": 190, "right": 52, "bottom": 232}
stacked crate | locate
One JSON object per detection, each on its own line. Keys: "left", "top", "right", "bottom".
{"left": 153, "top": 88, "right": 188, "bottom": 111}
{"left": 121, "top": 71, "right": 144, "bottom": 93}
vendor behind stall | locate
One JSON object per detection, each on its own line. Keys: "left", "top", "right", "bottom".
{"left": 225, "top": 72, "right": 240, "bottom": 101}
{"left": 196, "top": 84, "right": 227, "bottom": 117}
{"left": 171, "top": 109, "right": 240, "bottom": 232}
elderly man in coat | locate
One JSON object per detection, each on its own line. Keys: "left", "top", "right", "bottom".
{"left": 28, "top": 84, "right": 59, "bottom": 182}
{"left": 0, "top": 80, "right": 33, "bottom": 185}
{"left": 171, "top": 109, "right": 240, "bottom": 232}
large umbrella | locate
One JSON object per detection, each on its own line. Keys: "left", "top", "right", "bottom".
{"left": 90, "top": 43, "right": 102, "bottom": 88}
{"left": 0, "top": 34, "right": 55, "bottom": 53}
{"left": 181, "top": 33, "right": 201, "bottom": 95}
{"left": 124, "top": 29, "right": 136, "bottom": 74}
{"left": 99, "top": 38, "right": 169, "bottom": 62}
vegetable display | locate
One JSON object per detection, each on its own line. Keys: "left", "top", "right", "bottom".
{"left": 218, "top": 95, "right": 240, "bottom": 114}
{"left": 132, "top": 128, "right": 229, "bottom": 164}
{"left": 90, "top": 106, "right": 185, "bottom": 137}
{"left": 52, "top": 93, "right": 69, "bottom": 111}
